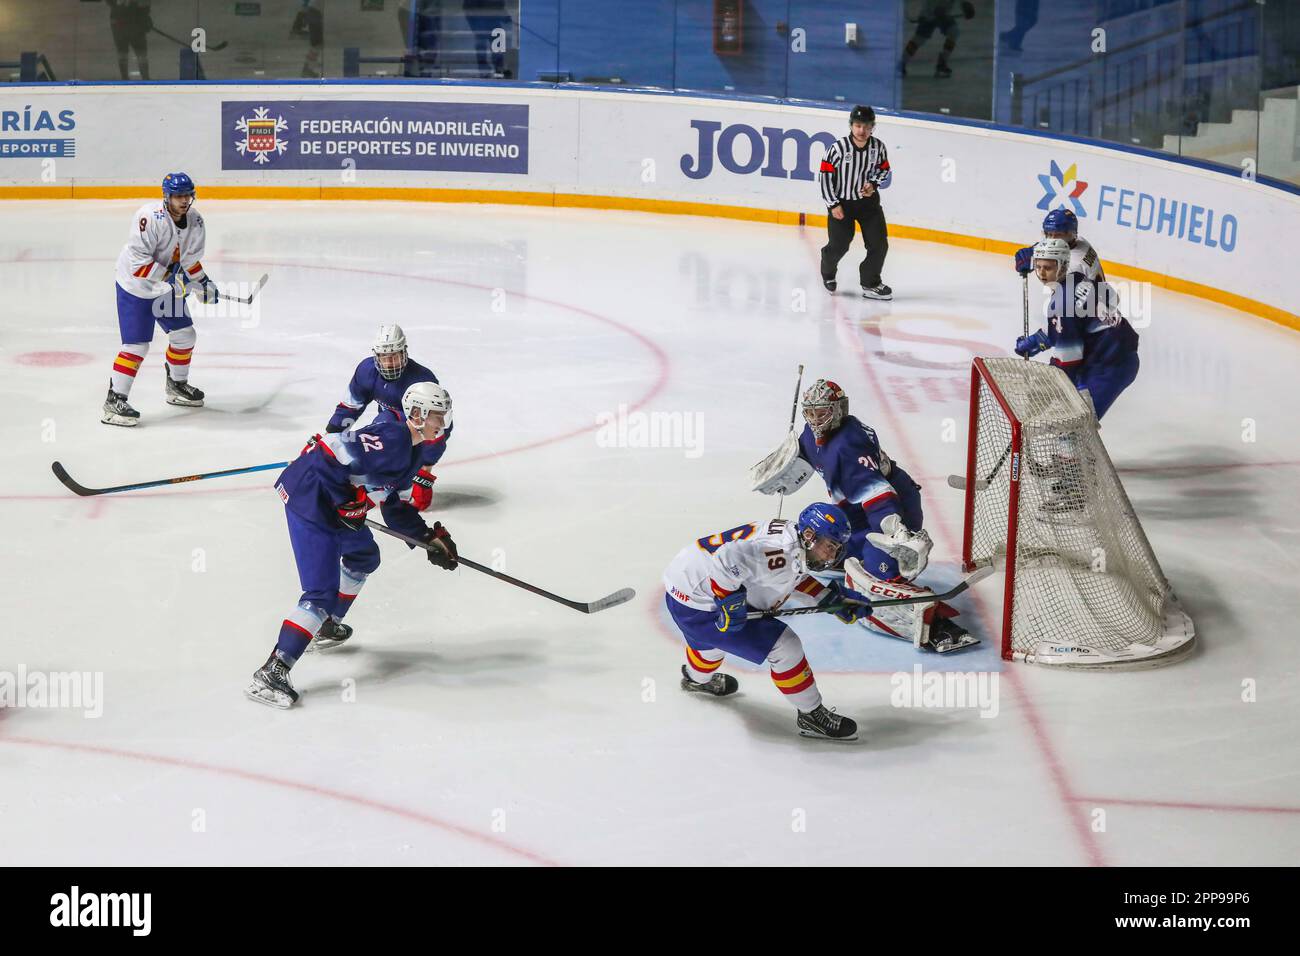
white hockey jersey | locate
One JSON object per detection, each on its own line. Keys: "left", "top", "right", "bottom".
{"left": 1069, "top": 235, "right": 1104, "bottom": 280}
{"left": 114, "top": 202, "right": 209, "bottom": 299}
{"left": 664, "top": 518, "right": 822, "bottom": 613}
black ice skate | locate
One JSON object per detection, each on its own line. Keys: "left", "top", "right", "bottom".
{"left": 935, "top": 62, "right": 953, "bottom": 79}
{"left": 164, "top": 368, "right": 205, "bottom": 407}
{"left": 245, "top": 651, "right": 299, "bottom": 709}
{"left": 929, "top": 616, "right": 980, "bottom": 654}
{"left": 680, "top": 664, "right": 739, "bottom": 697}
{"left": 822, "top": 277, "right": 837, "bottom": 293}
{"left": 307, "top": 618, "right": 353, "bottom": 653}
{"left": 861, "top": 283, "right": 893, "bottom": 301}
{"left": 101, "top": 385, "right": 140, "bottom": 427}
{"left": 797, "top": 705, "right": 858, "bottom": 741}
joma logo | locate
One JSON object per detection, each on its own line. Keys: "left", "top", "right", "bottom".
{"left": 681, "top": 120, "right": 836, "bottom": 181}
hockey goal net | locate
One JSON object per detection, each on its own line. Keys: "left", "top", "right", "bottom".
{"left": 961, "top": 357, "right": 1194, "bottom": 667}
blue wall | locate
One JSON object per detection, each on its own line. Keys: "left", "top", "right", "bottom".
{"left": 520, "top": 1, "right": 901, "bottom": 107}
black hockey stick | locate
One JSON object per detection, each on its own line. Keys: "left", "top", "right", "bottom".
{"left": 363, "top": 519, "right": 636, "bottom": 615}
{"left": 51, "top": 459, "right": 288, "bottom": 497}
{"left": 150, "top": 25, "right": 229, "bottom": 52}
{"left": 746, "top": 564, "right": 994, "bottom": 621}
{"left": 217, "top": 273, "right": 269, "bottom": 305}
{"left": 948, "top": 274, "right": 1031, "bottom": 492}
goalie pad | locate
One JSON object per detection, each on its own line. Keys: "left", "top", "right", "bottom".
{"left": 864, "top": 514, "right": 933, "bottom": 581}
{"left": 750, "top": 431, "right": 814, "bottom": 496}
{"left": 843, "top": 557, "right": 967, "bottom": 651}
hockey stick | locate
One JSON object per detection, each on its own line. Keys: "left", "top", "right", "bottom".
{"left": 776, "top": 363, "right": 805, "bottom": 519}
{"left": 948, "top": 274, "right": 1031, "bottom": 492}
{"left": 217, "top": 273, "right": 269, "bottom": 305}
{"left": 363, "top": 519, "right": 636, "bottom": 615}
{"left": 51, "top": 459, "right": 288, "bottom": 497}
{"left": 746, "top": 564, "right": 994, "bottom": 620}
{"left": 150, "top": 25, "right": 229, "bottom": 52}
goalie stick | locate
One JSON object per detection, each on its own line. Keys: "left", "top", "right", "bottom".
{"left": 51, "top": 459, "right": 288, "bottom": 497}
{"left": 363, "top": 519, "right": 636, "bottom": 615}
{"left": 745, "top": 563, "right": 994, "bottom": 621}
{"left": 776, "top": 363, "right": 804, "bottom": 519}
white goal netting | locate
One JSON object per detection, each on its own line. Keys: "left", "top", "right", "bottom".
{"left": 962, "top": 358, "right": 1194, "bottom": 667}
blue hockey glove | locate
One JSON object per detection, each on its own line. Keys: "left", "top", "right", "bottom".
{"left": 1015, "top": 329, "right": 1050, "bottom": 358}
{"left": 714, "top": 588, "right": 748, "bottom": 634}
{"left": 1013, "top": 246, "right": 1035, "bottom": 275}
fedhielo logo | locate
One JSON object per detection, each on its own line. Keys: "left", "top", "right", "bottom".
{"left": 1037, "top": 160, "right": 1088, "bottom": 217}
{"left": 233, "top": 106, "right": 289, "bottom": 165}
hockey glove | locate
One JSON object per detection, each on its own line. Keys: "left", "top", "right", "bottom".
{"left": 335, "top": 486, "right": 376, "bottom": 531}
{"left": 714, "top": 587, "right": 748, "bottom": 634}
{"left": 1014, "top": 329, "right": 1050, "bottom": 358}
{"left": 197, "top": 278, "right": 220, "bottom": 306}
{"left": 410, "top": 468, "right": 437, "bottom": 512}
{"left": 962, "top": 1, "right": 976, "bottom": 19}
{"left": 1013, "top": 246, "right": 1035, "bottom": 275}
{"left": 826, "top": 581, "right": 872, "bottom": 625}
{"left": 423, "top": 522, "right": 458, "bottom": 570}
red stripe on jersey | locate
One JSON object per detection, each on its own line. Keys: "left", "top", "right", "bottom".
{"left": 861, "top": 490, "right": 898, "bottom": 510}
{"left": 187, "top": 262, "right": 203, "bottom": 275}
{"left": 819, "top": 160, "right": 836, "bottom": 172}
{"left": 709, "top": 579, "right": 734, "bottom": 600}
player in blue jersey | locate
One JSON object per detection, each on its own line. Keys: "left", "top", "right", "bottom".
{"left": 327, "top": 323, "right": 451, "bottom": 511}
{"left": 1014, "top": 237, "right": 1139, "bottom": 420}
{"left": 1012, "top": 208, "right": 1105, "bottom": 282}
{"left": 751, "top": 379, "right": 977, "bottom": 653}
{"left": 245, "top": 381, "right": 458, "bottom": 709}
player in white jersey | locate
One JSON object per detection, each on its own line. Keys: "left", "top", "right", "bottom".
{"left": 663, "top": 503, "right": 862, "bottom": 741}
{"left": 103, "top": 172, "right": 216, "bottom": 426}
{"left": 1014, "top": 208, "right": 1104, "bottom": 281}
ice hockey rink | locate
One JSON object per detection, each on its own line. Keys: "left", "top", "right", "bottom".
{"left": 2, "top": 199, "right": 1298, "bottom": 866}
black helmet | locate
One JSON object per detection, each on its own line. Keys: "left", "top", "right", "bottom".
{"left": 849, "top": 105, "right": 875, "bottom": 126}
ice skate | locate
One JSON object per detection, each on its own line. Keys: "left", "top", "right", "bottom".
{"left": 165, "top": 368, "right": 205, "bottom": 407}
{"left": 797, "top": 705, "right": 858, "bottom": 741}
{"left": 245, "top": 651, "right": 299, "bottom": 709}
{"left": 101, "top": 385, "right": 140, "bottom": 427}
{"left": 680, "top": 664, "right": 738, "bottom": 697}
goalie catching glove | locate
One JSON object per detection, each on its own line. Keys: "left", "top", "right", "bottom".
{"left": 865, "top": 514, "right": 933, "bottom": 580}
{"left": 750, "top": 431, "right": 815, "bottom": 496}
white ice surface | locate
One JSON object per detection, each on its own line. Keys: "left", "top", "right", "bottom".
{"left": 2, "top": 200, "right": 1297, "bottom": 866}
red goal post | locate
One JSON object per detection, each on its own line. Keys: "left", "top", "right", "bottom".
{"left": 960, "top": 357, "right": 1194, "bottom": 668}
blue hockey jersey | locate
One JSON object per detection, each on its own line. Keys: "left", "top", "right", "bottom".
{"left": 327, "top": 356, "right": 452, "bottom": 467}
{"left": 797, "top": 415, "right": 913, "bottom": 533}
{"left": 275, "top": 416, "right": 431, "bottom": 540}
{"left": 1043, "top": 273, "right": 1139, "bottom": 382}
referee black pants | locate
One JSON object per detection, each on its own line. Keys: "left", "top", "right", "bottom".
{"left": 820, "top": 195, "right": 888, "bottom": 287}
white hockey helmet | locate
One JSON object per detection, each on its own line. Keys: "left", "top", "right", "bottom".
{"left": 802, "top": 379, "right": 849, "bottom": 441}
{"left": 402, "top": 381, "right": 451, "bottom": 432}
{"left": 1031, "top": 238, "right": 1071, "bottom": 281}
{"left": 373, "top": 324, "right": 409, "bottom": 381}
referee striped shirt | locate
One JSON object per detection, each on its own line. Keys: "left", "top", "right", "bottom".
{"left": 819, "top": 135, "right": 890, "bottom": 208}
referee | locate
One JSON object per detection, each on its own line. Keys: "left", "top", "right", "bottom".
{"left": 818, "top": 105, "right": 893, "bottom": 300}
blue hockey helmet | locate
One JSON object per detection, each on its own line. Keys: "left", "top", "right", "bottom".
{"left": 1041, "top": 208, "right": 1077, "bottom": 238}
{"left": 796, "top": 503, "right": 852, "bottom": 571}
{"left": 162, "top": 172, "right": 196, "bottom": 198}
